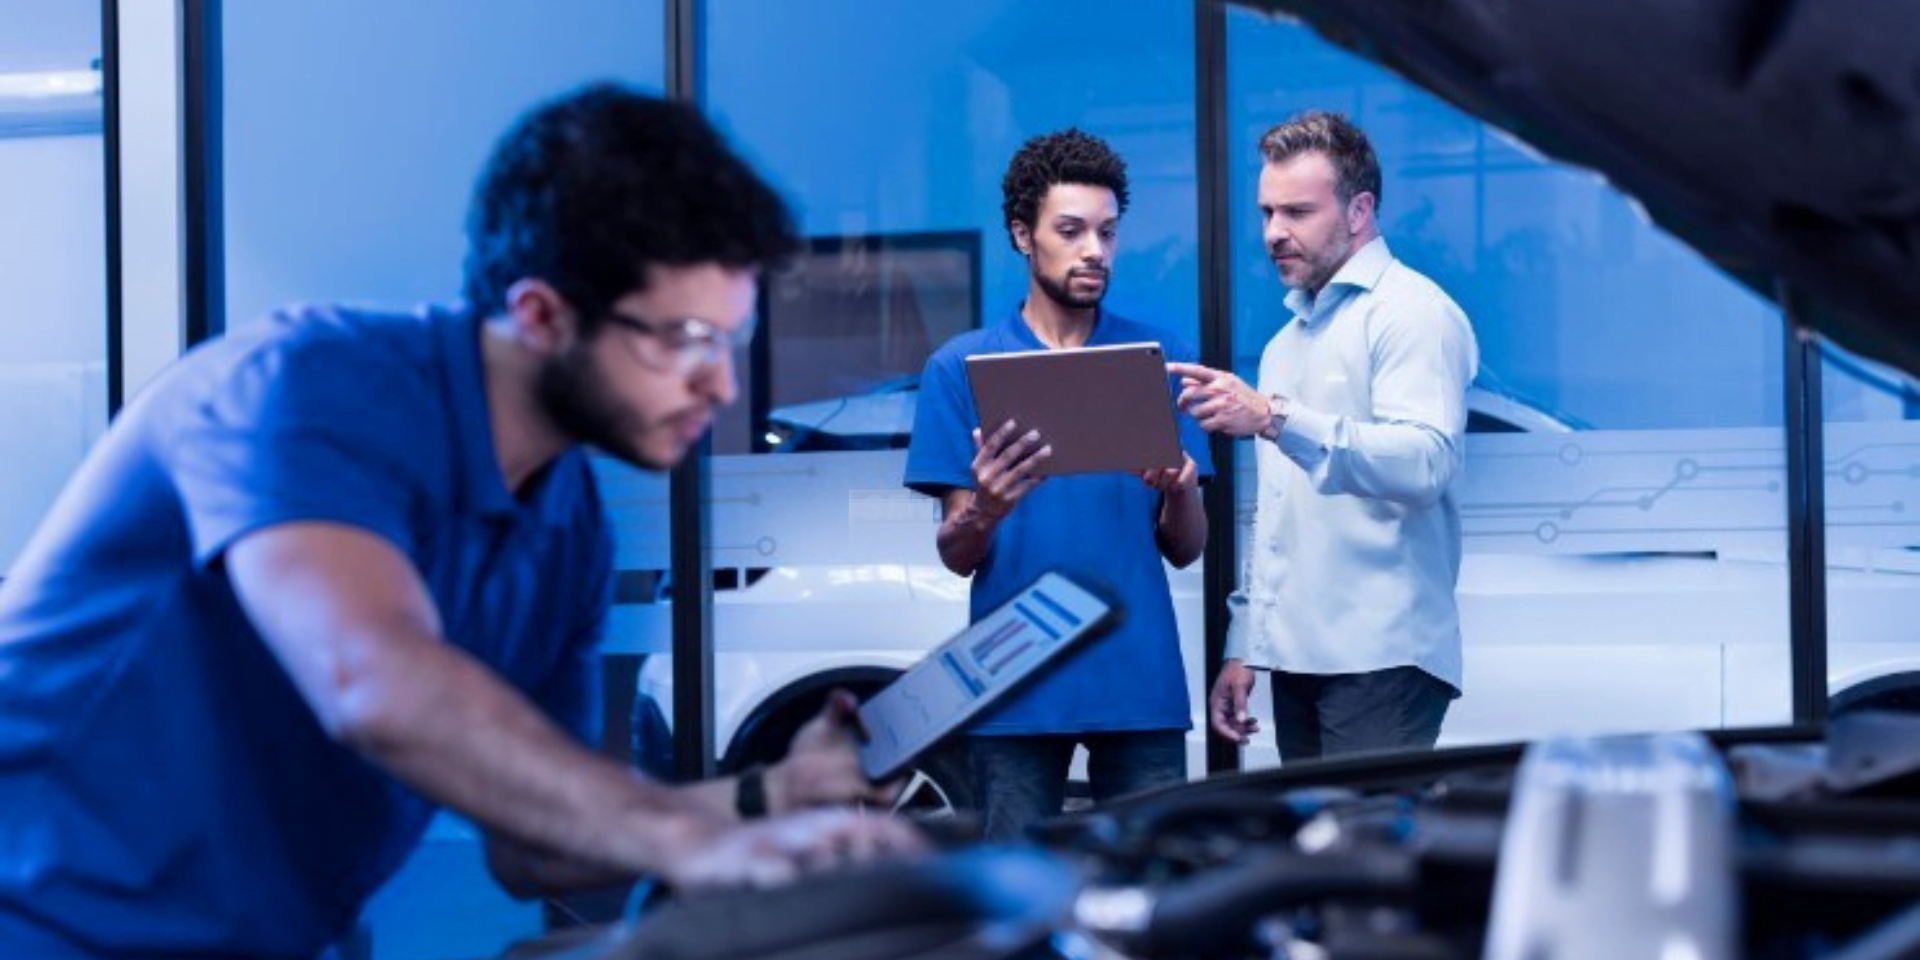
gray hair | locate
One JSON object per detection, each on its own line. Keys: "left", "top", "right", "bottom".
{"left": 1258, "top": 110, "right": 1382, "bottom": 210}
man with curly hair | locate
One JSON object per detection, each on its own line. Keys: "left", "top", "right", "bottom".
{"left": 0, "top": 85, "right": 920, "bottom": 960}
{"left": 1172, "top": 110, "right": 1478, "bottom": 762}
{"left": 905, "top": 129, "right": 1212, "bottom": 840}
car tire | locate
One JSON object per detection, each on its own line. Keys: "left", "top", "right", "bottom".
{"left": 724, "top": 678, "right": 977, "bottom": 820}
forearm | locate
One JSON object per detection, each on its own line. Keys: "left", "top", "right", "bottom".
{"left": 1154, "top": 485, "right": 1206, "bottom": 567}
{"left": 935, "top": 495, "right": 1001, "bottom": 576}
{"left": 1278, "top": 404, "right": 1460, "bottom": 507}
{"left": 336, "top": 632, "right": 723, "bottom": 876}
{"left": 486, "top": 834, "right": 642, "bottom": 899}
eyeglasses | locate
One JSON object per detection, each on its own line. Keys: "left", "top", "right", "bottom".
{"left": 599, "top": 309, "right": 756, "bottom": 376}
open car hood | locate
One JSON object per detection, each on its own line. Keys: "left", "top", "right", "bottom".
{"left": 1223, "top": 0, "right": 1920, "bottom": 374}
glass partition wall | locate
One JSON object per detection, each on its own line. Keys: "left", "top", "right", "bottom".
{"left": 676, "top": 0, "right": 1208, "bottom": 805}
{"left": 219, "top": 3, "right": 666, "bottom": 951}
{"left": 0, "top": 1, "right": 110, "bottom": 574}
{"left": 89, "top": 1, "right": 1886, "bottom": 950}
{"left": 1224, "top": 9, "right": 1791, "bottom": 759}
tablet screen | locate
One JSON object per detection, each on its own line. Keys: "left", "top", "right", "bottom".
{"left": 857, "top": 571, "right": 1118, "bottom": 780}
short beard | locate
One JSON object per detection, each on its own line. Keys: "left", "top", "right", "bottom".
{"left": 1289, "top": 232, "right": 1354, "bottom": 295}
{"left": 535, "top": 342, "right": 669, "bottom": 472}
{"left": 1033, "top": 269, "right": 1105, "bottom": 311}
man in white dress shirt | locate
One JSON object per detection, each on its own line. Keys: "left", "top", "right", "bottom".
{"left": 1170, "top": 110, "right": 1478, "bottom": 762}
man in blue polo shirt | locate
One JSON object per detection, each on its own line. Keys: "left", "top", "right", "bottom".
{"left": 0, "top": 85, "right": 918, "bottom": 960}
{"left": 904, "top": 129, "right": 1212, "bottom": 841}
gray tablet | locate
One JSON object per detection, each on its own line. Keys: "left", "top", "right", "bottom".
{"left": 857, "top": 571, "right": 1118, "bottom": 781}
{"left": 965, "top": 342, "right": 1183, "bottom": 477}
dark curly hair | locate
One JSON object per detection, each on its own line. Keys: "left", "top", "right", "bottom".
{"left": 1258, "top": 110, "right": 1383, "bottom": 211}
{"left": 461, "top": 83, "right": 796, "bottom": 327}
{"left": 999, "top": 128, "right": 1130, "bottom": 253}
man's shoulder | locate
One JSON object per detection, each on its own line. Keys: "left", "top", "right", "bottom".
{"left": 1375, "top": 258, "right": 1466, "bottom": 317}
{"left": 263, "top": 303, "right": 442, "bottom": 364}
{"left": 242, "top": 305, "right": 443, "bottom": 399}
{"left": 927, "top": 325, "right": 1008, "bottom": 365}
{"left": 141, "top": 305, "right": 455, "bottom": 466}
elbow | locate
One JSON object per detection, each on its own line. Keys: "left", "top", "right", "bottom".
{"left": 1163, "top": 535, "right": 1204, "bottom": 569}
{"left": 490, "top": 865, "right": 544, "bottom": 902}
{"left": 318, "top": 649, "right": 416, "bottom": 756}
{"left": 1405, "top": 455, "right": 1461, "bottom": 509}
{"left": 1401, "top": 481, "right": 1448, "bottom": 511}
{"left": 484, "top": 842, "right": 549, "bottom": 902}
{"left": 934, "top": 529, "right": 981, "bottom": 577}
{"left": 1369, "top": 468, "right": 1450, "bottom": 510}
{"left": 1398, "top": 464, "right": 1459, "bottom": 510}
{"left": 1320, "top": 444, "right": 1458, "bottom": 508}
{"left": 327, "top": 692, "right": 406, "bottom": 757}
{"left": 936, "top": 547, "right": 976, "bottom": 578}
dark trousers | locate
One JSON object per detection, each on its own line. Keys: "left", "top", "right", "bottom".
{"left": 968, "top": 730, "right": 1187, "bottom": 842}
{"left": 1269, "top": 666, "right": 1456, "bottom": 764}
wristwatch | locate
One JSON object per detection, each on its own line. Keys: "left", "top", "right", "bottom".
{"left": 1259, "top": 393, "right": 1290, "bottom": 441}
{"left": 734, "top": 765, "right": 769, "bottom": 819}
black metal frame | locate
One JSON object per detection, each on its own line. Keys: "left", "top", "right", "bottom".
{"left": 1194, "top": 0, "right": 1242, "bottom": 775}
{"left": 1782, "top": 287, "right": 1829, "bottom": 726}
{"left": 666, "top": 0, "right": 718, "bottom": 783}
{"left": 144, "top": 0, "right": 1837, "bottom": 777}
{"left": 102, "top": 0, "right": 123, "bottom": 414}
{"left": 181, "top": 0, "right": 223, "bottom": 344}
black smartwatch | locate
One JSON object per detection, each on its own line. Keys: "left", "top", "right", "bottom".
{"left": 734, "top": 765, "right": 769, "bottom": 819}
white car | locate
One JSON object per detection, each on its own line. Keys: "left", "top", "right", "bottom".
{"left": 621, "top": 379, "right": 1920, "bottom": 816}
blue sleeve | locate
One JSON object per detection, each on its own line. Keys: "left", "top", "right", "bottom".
{"left": 1164, "top": 338, "right": 1216, "bottom": 479}
{"left": 162, "top": 336, "right": 429, "bottom": 567}
{"left": 902, "top": 346, "right": 980, "bottom": 498}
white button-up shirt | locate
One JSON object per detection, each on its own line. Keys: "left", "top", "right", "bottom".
{"left": 1226, "top": 238, "right": 1479, "bottom": 691}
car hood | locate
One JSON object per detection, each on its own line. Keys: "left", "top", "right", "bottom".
{"left": 1225, "top": 0, "right": 1920, "bottom": 375}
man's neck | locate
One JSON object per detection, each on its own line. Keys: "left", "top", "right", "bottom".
{"left": 479, "top": 321, "right": 571, "bottom": 495}
{"left": 1020, "top": 293, "right": 1097, "bottom": 350}
{"left": 1301, "top": 230, "right": 1381, "bottom": 306}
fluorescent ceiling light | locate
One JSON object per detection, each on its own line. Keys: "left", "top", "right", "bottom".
{"left": 0, "top": 70, "right": 103, "bottom": 102}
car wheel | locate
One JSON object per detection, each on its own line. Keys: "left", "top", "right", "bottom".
{"left": 1831, "top": 669, "right": 1920, "bottom": 718}
{"left": 888, "top": 743, "right": 973, "bottom": 819}
{"left": 722, "top": 675, "right": 977, "bottom": 819}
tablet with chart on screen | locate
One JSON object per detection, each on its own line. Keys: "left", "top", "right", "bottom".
{"left": 856, "top": 571, "right": 1118, "bottom": 781}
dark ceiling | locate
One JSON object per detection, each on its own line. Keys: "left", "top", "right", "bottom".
{"left": 1221, "top": 0, "right": 1920, "bottom": 374}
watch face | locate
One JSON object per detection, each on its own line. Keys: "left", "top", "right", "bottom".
{"left": 1265, "top": 395, "right": 1288, "bottom": 439}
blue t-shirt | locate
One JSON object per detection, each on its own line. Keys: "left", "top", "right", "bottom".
{"left": 903, "top": 307, "right": 1213, "bottom": 735}
{"left": 0, "top": 306, "right": 613, "bottom": 959}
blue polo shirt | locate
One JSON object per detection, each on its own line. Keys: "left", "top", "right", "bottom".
{"left": 0, "top": 306, "right": 613, "bottom": 959}
{"left": 903, "top": 307, "right": 1212, "bottom": 735}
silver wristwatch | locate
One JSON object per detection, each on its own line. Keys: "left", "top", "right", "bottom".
{"left": 1260, "top": 393, "right": 1290, "bottom": 441}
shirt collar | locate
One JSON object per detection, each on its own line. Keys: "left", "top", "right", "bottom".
{"left": 1284, "top": 236, "right": 1393, "bottom": 324}
{"left": 1003, "top": 302, "right": 1111, "bottom": 348}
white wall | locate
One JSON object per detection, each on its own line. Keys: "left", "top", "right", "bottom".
{"left": 222, "top": 0, "right": 666, "bottom": 327}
